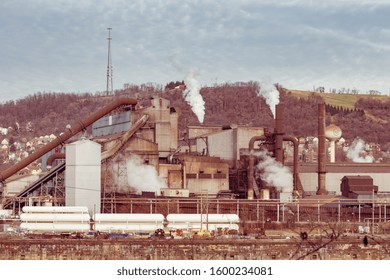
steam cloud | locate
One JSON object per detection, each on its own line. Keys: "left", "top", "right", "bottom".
{"left": 126, "top": 155, "right": 166, "bottom": 194}
{"left": 257, "top": 80, "right": 280, "bottom": 118}
{"left": 183, "top": 71, "right": 205, "bottom": 123}
{"left": 254, "top": 150, "right": 293, "bottom": 192}
{"left": 346, "top": 138, "right": 374, "bottom": 163}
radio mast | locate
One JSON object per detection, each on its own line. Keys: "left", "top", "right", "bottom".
{"left": 106, "top": 27, "right": 113, "bottom": 96}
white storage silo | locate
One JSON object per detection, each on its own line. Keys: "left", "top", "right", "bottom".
{"left": 65, "top": 138, "right": 101, "bottom": 215}
{"left": 325, "top": 124, "right": 342, "bottom": 163}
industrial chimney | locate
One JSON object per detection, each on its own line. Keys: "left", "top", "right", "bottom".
{"left": 274, "top": 104, "right": 284, "bottom": 163}
{"left": 317, "top": 103, "right": 327, "bottom": 195}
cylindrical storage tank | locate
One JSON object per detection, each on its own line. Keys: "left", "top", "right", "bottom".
{"left": 65, "top": 139, "right": 101, "bottom": 216}
{"left": 22, "top": 206, "right": 89, "bottom": 214}
{"left": 20, "top": 223, "right": 90, "bottom": 232}
{"left": 166, "top": 214, "right": 240, "bottom": 223}
{"left": 325, "top": 124, "right": 342, "bottom": 142}
{"left": 93, "top": 213, "right": 164, "bottom": 223}
{"left": 94, "top": 223, "right": 163, "bottom": 232}
{"left": 325, "top": 124, "right": 342, "bottom": 163}
{"left": 167, "top": 223, "right": 239, "bottom": 231}
{"left": 20, "top": 213, "right": 91, "bottom": 222}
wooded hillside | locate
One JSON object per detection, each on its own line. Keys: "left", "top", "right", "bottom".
{"left": 1, "top": 82, "right": 389, "bottom": 149}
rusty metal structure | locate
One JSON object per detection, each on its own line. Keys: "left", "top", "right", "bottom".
{"left": 46, "top": 153, "right": 65, "bottom": 168}
{"left": 1, "top": 98, "right": 138, "bottom": 208}
{"left": 247, "top": 104, "right": 301, "bottom": 199}
{"left": 0, "top": 98, "right": 137, "bottom": 183}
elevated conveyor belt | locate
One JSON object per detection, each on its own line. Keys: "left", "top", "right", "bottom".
{"left": 101, "top": 114, "right": 149, "bottom": 161}
{"left": 0, "top": 98, "right": 138, "bottom": 183}
{"left": 2, "top": 162, "right": 66, "bottom": 209}
{"left": 2, "top": 113, "right": 149, "bottom": 209}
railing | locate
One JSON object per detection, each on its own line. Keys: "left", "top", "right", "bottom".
{"left": 103, "top": 198, "right": 389, "bottom": 227}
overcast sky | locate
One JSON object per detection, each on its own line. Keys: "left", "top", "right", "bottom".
{"left": 1, "top": 0, "right": 390, "bottom": 103}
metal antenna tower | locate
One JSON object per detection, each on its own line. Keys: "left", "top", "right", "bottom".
{"left": 106, "top": 27, "right": 113, "bottom": 96}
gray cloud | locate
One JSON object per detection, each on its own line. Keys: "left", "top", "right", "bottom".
{"left": 1, "top": 0, "right": 390, "bottom": 102}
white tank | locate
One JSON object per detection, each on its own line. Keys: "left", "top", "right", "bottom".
{"left": 94, "top": 223, "right": 163, "bottom": 232}
{"left": 20, "top": 223, "right": 90, "bottom": 232}
{"left": 93, "top": 213, "right": 164, "bottom": 223}
{"left": 325, "top": 124, "right": 342, "bottom": 142}
{"left": 20, "top": 213, "right": 90, "bottom": 222}
{"left": 22, "top": 206, "right": 89, "bottom": 213}
{"left": 166, "top": 214, "right": 240, "bottom": 223}
{"left": 167, "top": 223, "right": 239, "bottom": 231}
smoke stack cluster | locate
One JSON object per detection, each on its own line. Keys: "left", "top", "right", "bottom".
{"left": 247, "top": 103, "right": 299, "bottom": 200}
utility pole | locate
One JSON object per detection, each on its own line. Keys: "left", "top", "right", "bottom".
{"left": 106, "top": 27, "right": 113, "bottom": 96}
{"left": 200, "top": 189, "right": 209, "bottom": 231}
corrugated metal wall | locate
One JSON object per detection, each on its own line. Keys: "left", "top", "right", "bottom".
{"left": 92, "top": 111, "right": 131, "bottom": 137}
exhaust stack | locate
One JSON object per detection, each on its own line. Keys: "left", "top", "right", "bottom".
{"left": 274, "top": 104, "right": 284, "bottom": 163}
{"left": 317, "top": 103, "right": 327, "bottom": 195}
{"left": 247, "top": 103, "right": 300, "bottom": 199}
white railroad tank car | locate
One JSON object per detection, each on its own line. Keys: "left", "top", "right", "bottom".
{"left": 167, "top": 214, "right": 240, "bottom": 223}
{"left": 20, "top": 223, "right": 90, "bottom": 232}
{"left": 20, "top": 213, "right": 91, "bottom": 222}
{"left": 93, "top": 213, "right": 165, "bottom": 233}
{"left": 93, "top": 213, "right": 164, "bottom": 223}
{"left": 166, "top": 214, "right": 240, "bottom": 231}
{"left": 94, "top": 223, "right": 162, "bottom": 232}
{"left": 166, "top": 223, "right": 239, "bottom": 231}
{"left": 22, "top": 206, "right": 89, "bottom": 214}
{"left": 20, "top": 206, "right": 91, "bottom": 233}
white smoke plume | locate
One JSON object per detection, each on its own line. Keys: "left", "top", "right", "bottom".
{"left": 254, "top": 150, "right": 293, "bottom": 192}
{"left": 346, "top": 138, "right": 374, "bottom": 163}
{"left": 126, "top": 155, "right": 166, "bottom": 195}
{"left": 257, "top": 80, "right": 280, "bottom": 118}
{"left": 183, "top": 71, "right": 205, "bottom": 123}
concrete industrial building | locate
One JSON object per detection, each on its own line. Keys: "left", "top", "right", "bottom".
{"left": 187, "top": 125, "right": 265, "bottom": 168}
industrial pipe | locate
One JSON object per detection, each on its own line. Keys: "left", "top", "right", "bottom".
{"left": 283, "top": 136, "right": 299, "bottom": 192}
{"left": 46, "top": 153, "right": 65, "bottom": 168}
{"left": 248, "top": 135, "right": 300, "bottom": 199}
{"left": 247, "top": 103, "right": 300, "bottom": 199}
{"left": 247, "top": 136, "right": 267, "bottom": 199}
{"left": 274, "top": 104, "right": 285, "bottom": 162}
{"left": 317, "top": 103, "right": 327, "bottom": 195}
{"left": 0, "top": 98, "right": 137, "bottom": 182}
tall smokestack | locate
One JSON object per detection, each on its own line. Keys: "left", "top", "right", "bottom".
{"left": 274, "top": 104, "right": 284, "bottom": 163}
{"left": 317, "top": 103, "right": 327, "bottom": 195}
